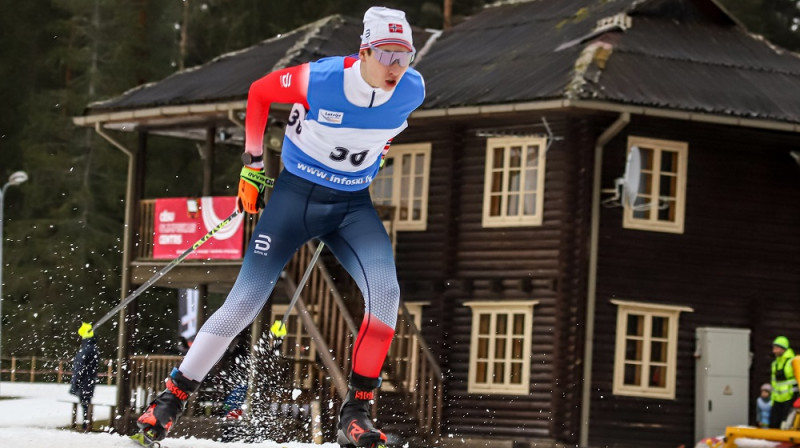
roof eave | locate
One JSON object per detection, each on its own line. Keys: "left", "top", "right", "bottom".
{"left": 413, "top": 99, "right": 800, "bottom": 133}
{"left": 72, "top": 101, "right": 249, "bottom": 128}
{"left": 74, "top": 98, "right": 800, "bottom": 135}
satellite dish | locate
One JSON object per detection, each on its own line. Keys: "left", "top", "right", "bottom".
{"left": 601, "top": 146, "right": 642, "bottom": 208}
{"left": 621, "top": 146, "right": 641, "bottom": 209}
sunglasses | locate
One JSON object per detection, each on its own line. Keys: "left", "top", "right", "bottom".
{"left": 369, "top": 45, "right": 415, "bottom": 67}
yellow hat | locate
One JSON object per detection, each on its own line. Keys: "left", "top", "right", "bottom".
{"left": 78, "top": 322, "right": 94, "bottom": 339}
{"left": 773, "top": 336, "right": 790, "bottom": 349}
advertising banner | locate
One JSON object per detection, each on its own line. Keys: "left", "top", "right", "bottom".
{"left": 153, "top": 196, "right": 244, "bottom": 259}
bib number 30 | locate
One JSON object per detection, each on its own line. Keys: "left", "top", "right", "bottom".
{"left": 329, "top": 147, "right": 368, "bottom": 166}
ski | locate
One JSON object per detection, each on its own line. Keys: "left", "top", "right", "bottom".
{"left": 337, "top": 432, "right": 392, "bottom": 448}
{"left": 337, "top": 436, "right": 389, "bottom": 447}
{"left": 339, "top": 444, "right": 388, "bottom": 448}
{"left": 129, "top": 432, "right": 161, "bottom": 448}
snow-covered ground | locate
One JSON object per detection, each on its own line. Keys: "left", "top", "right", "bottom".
{"left": 4, "top": 381, "right": 785, "bottom": 448}
{"left": 0, "top": 382, "right": 339, "bottom": 448}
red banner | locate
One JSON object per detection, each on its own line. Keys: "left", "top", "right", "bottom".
{"left": 153, "top": 197, "right": 244, "bottom": 260}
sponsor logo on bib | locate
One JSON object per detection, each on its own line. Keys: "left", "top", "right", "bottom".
{"left": 319, "top": 109, "right": 344, "bottom": 125}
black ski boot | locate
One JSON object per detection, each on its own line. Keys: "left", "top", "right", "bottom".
{"left": 337, "top": 372, "right": 387, "bottom": 448}
{"left": 136, "top": 368, "right": 200, "bottom": 443}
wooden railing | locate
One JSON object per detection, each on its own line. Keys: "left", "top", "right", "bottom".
{"left": 391, "top": 304, "right": 444, "bottom": 442}
{"left": 283, "top": 240, "right": 443, "bottom": 444}
{"left": 128, "top": 355, "right": 183, "bottom": 412}
{"left": 0, "top": 356, "right": 115, "bottom": 384}
{"left": 283, "top": 242, "right": 358, "bottom": 394}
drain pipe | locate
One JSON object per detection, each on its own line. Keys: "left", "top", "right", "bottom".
{"left": 94, "top": 123, "right": 135, "bottom": 279}
{"left": 580, "top": 112, "right": 629, "bottom": 447}
{"left": 94, "top": 122, "right": 137, "bottom": 433}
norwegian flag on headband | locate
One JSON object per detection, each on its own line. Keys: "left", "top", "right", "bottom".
{"left": 388, "top": 23, "right": 403, "bottom": 33}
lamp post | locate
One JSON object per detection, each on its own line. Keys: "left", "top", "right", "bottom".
{"left": 0, "top": 170, "right": 28, "bottom": 391}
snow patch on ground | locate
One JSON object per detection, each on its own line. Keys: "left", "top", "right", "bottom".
{"left": 0, "top": 382, "right": 339, "bottom": 448}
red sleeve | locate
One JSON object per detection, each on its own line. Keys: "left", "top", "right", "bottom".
{"left": 244, "top": 64, "right": 310, "bottom": 155}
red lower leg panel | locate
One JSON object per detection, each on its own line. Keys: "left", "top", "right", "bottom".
{"left": 351, "top": 313, "right": 394, "bottom": 378}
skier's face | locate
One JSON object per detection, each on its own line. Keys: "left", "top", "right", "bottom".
{"left": 359, "top": 44, "right": 410, "bottom": 91}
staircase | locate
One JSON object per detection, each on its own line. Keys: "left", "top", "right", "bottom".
{"left": 282, "top": 241, "right": 444, "bottom": 445}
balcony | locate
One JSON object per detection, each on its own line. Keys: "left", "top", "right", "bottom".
{"left": 128, "top": 199, "right": 396, "bottom": 291}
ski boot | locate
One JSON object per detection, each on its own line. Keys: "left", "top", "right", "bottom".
{"left": 336, "top": 372, "right": 387, "bottom": 448}
{"left": 136, "top": 368, "right": 200, "bottom": 444}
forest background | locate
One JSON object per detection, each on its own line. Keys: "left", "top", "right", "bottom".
{"left": 0, "top": 0, "right": 797, "bottom": 362}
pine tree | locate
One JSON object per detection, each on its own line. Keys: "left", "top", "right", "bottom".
{"left": 720, "top": 0, "right": 800, "bottom": 51}
{"left": 2, "top": 0, "right": 184, "bottom": 360}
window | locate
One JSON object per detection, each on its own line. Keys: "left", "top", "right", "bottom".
{"left": 611, "top": 300, "right": 693, "bottom": 399}
{"left": 465, "top": 300, "right": 538, "bottom": 394}
{"left": 624, "top": 137, "right": 688, "bottom": 234}
{"left": 272, "top": 305, "right": 317, "bottom": 389}
{"left": 370, "top": 143, "right": 431, "bottom": 231}
{"left": 482, "top": 137, "right": 547, "bottom": 227}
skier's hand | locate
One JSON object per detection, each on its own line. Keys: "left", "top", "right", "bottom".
{"left": 237, "top": 166, "right": 271, "bottom": 214}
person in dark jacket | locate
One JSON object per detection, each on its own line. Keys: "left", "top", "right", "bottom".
{"left": 70, "top": 322, "right": 99, "bottom": 431}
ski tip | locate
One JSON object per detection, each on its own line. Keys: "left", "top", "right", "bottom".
{"left": 338, "top": 444, "right": 387, "bottom": 448}
{"left": 130, "top": 432, "right": 160, "bottom": 448}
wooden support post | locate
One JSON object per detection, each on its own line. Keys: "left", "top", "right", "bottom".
{"left": 443, "top": 0, "right": 452, "bottom": 30}
{"left": 70, "top": 402, "right": 78, "bottom": 429}
{"left": 86, "top": 404, "right": 94, "bottom": 431}
{"left": 311, "top": 400, "right": 323, "bottom": 444}
{"left": 107, "top": 360, "right": 113, "bottom": 385}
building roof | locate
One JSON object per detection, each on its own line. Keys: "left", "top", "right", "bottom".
{"left": 85, "top": 14, "right": 434, "bottom": 112}
{"left": 75, "top": 0, "right": 800, "bottom": 130}
{"left": 415, "top": 0, "right": 800, "bottom": 124}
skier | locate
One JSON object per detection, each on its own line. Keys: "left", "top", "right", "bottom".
{"left": 70, "top": 322, "right": 99, "bottom": 431}
{"left": 136, "top": 6, "right": 424, "bottom": 447}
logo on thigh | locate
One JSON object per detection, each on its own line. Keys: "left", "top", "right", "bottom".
{"left": 253, "top": 234, "right": 272, "bottom": 256}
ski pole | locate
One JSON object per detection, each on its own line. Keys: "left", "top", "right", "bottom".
{"left": 91, "top": 209, "right": 241, "bottom": 331}
{"left": 270, "top": 241, "right": 325, "bottom": 339}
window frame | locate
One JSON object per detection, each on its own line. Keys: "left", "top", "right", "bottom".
{"left": 370, "top": 142, "right": 432, "bottom": 232}
{"left": 482, "top": 136, "right": 548, "bottom": 228}
{"left": 611, "top": 299, "right": 693, "bottom": 399}
{"left": 623, "top": 136, "right": 689, "bottom": 234}
{"left": 465, "top": 300, "right": 538, "bottom": 395}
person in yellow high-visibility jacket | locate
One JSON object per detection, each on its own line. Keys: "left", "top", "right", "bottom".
{"left": 770, "top": 336, "right": 798, "bottom": 428}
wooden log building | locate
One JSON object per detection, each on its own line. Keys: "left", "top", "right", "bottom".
{"left": 73, "top": 1, "right": 800, "bottom": 447}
